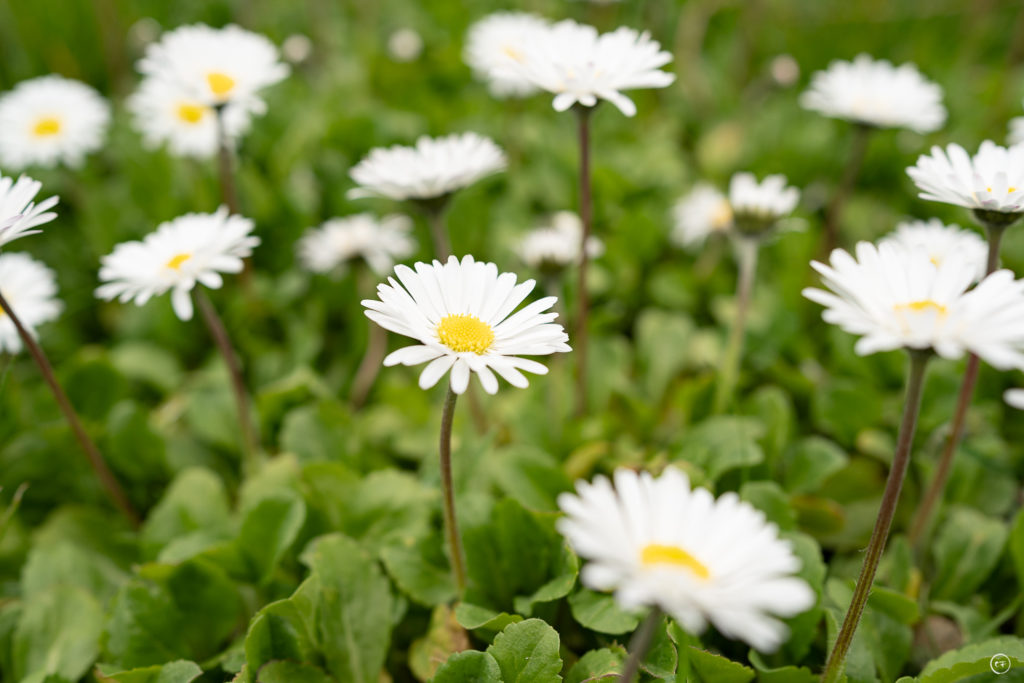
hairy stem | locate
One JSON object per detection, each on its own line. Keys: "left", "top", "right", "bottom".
{"left": 439, "top": 386, "right": 467, "bottom": 594}
{"left": 427, "top": 208, "right": 452, "bottom": 260}
{"left": 350, "top": 266, "right": 387, "bottom": 409}
{"left": 574, "top": 106, "right": 593, "bottom": 417}
{"left": 215, "top": 106, "right": 240, "bottom": 215}
{"left": 712, "top": 237, "right": 759, "bottom": 414}
{"left": 617, "top": 606, "right": 663, "bottom": 683}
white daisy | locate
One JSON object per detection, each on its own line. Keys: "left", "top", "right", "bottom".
{"left": 138, "top": 23, "right": 288, "bottom": 109}
{"left": 0, "top": 174, "right": 58, "bottom": 249}
{"left": 128, "top": 76, "right": 252, "bottom": 158}
{"left": 557, "top": 467, "right": 815, "bottom": 652}
{"left": 297, "top": 213, "right": 416, "bottom": 276}
{"left": 348, "top": 133, "right": 506, "bottom": 201}
{"left": 0, "top": 252, "right": 62, "bottom": 354}
{"left": 0, "top": 75, "right": 110, "bottom": 170}
{"left": 728, "top": 172, "right": 800, "bottom": 234}
{"left": 879, "top": 218, "right": 988, "bottom": 281}
{"left": 803, "top": 241, "right": 1024, "bottom": 366}
{"left": 670, "top": 183, "right": 733, "bottom": 249}
{"left": 496, "top": 19, "right": 675, "bottom": 117}
{"left": 362, "top": 254, "right": 571, "bottom": 395}
{"left": 906, "top": 141, "right": 1024, "bottom": 219}
{"left": 517, "top": 211, "right": 603, "bottom": 270}
{"left": 800, "top": 54, "right": 945, "bottom": 134}
{"left": 464, "top": 12, "right": 549, "bottom": 98}
{"left": 96, "top": 207, "right": 259, "bottom": 321}
{"left": 1004, "top": 389, "right": 1024, "bottom": 410}
{"left": 1009, "top": 117, "right": 1024, "bottom": 147}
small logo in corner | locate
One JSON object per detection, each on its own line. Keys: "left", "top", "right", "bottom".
{"left": 990, "top": 653, "right": 1012, "bottom": 675}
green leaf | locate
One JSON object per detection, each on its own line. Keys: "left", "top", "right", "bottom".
{"left": 304, "top": 534, "right": 393, "bottom": 683}
{"left": 409, "top": 605, "right": 470, "bottom": 682}
{"left": 62, "top": 352, "right": 128, "bottom": 420}
{"left": 568, "top": 590, "right": 640, "bottom": 635}
{"left": 686, "top": 647, "right": 754, "bottom": 683}
{"left": 381, "top": 533, "right": 457, "bottom": 607}
{"left": 13, "top": 585, "right": 103, "bottom": 683}
{"left": 781, "top": 437, "right": 848, "bottom": 494}
{"left": 639, "top": 616, "right": 676, "bottom": 680}
{"left": 236, "top": 494, "right": 307, "bottom": 583}
{"left": 256, "top": 661, "right": 335, "bottom": 683}
{"left": 243, "top": 576, "right": 320, "bottom": 677}
{"left": 675, "top": 416, "right": 765, "bottom": 481}
{"left": 432, "top": 650, "right": 502, "bottom": 683}
{"left": 487, "top": 619, "right": 562, "bottom": 683}
{"left": 97, "top": 660, "right": 203, "bottom": 683}
{"left": 917, "top": 635, "right": 1024, "bottom": 682}
{"left": 141, "top": 467, "right": 231, "bottom": 560}
{"left": 109, "top": 341, "right": 185, "bottom": 394}
{"left": 635, "top": 309, "right": 695, "bottom": 400}
{"left": 454, "top": 603, "right": 523, "bottom": 632}
{"left": 747, "top": 651, "right": 817, "bottom": 683}
{"left": 566, "top": 648, "right": 623, "bottom": 683}
{"left": 930, "top": 506, "right": 1008, "bottom": 601}
{"left": 484, "top": 445, "right": 572, "bottom": 512}
{"left": 513, "top": 541, "right": 579, "bottom": 616}
{"left": 1007, "top": 507, "right": 1024, "bottom": 593}
{"left": 739, "top": 481, "right": 796, "bottom": 531}
{"left": 280, "top": 400, "right": 356, "bottom": 466}
{"left": 22, "top": 539, "right": 128, "bottom": 603}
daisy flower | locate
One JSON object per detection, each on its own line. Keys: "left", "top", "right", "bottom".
{"left": 297, "top": 213, "right": 416, "bottom": 276}
{"left": 138, "top": 24, "right": 288, "bottom": 109}
{"left": 803, "top": 241, "right": 1024, "bottom": 366}
{"left": 348, "top": 133, "right": 506, "bottom": 201}
{"left": 1005, "top": 389, "right": 1024, "bottom": 410}
{"left": 497, "top": 19, "right": 675, "bottom": 117}
{"left": 670, "top": 183, "right": 733, "bottom": 249}
{"left": 906, "top": 141, "right": 1024, "bottom": 221}
{"left": 362, "top": 254, "right": 571, "bottom": 394}
{"left": 800, "top": 55, "right": 945, "bottom": 134}
{"left": 728, "top": 173, "right": 800, "bottom": 235}
{"left": 879, "top": 218, "right": 988, "bottom": 281}
{"left": 557, "top": 467, "right": 815, "bottom": 652}
{"left": 0, "top": 174, "right": 58, "bottom": 249}
{"left": 0, "top": 75, "right": 110, "bottom": 170}
{"left": 127, "top": 76, "right": 253, "bottom": 158}
{"left": 464, "top": 12, "right": 549, "bottom": 98}
{"left": 517, "top": 211, "right": 603, "bottom": 271}
{"left": 0, "top": 252, "right": 62, "bottom": 354}
{"left": 95, "top": 207, "right": 259, "bottom": 321}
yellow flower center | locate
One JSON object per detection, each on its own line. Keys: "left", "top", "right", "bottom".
{"left": 502, "top": 44, "right": 524, "bottom": 62}
{"left": 1010, "top": 186, "right": 1018, "bottom": 193}
{"left": 206, "top": 71, "right": 236, "bottom": 97}
{"left": 176, "top": 103, "right": 206, "bottom": 124}
{"left": 436, "top": 314, "right": 495, "bottom": 354}
{"left": 711, "top": 201, "right": 734, "bottom": 230}
{"left": 32, "top": 117, "right": 62, "bottom": 137}
{"left": 894, "top": 299, "right": 947, "bottom": 316}
{"left": 165, "top": 253, "right": 191, "bottom": 270}
{"left": 640, "top": 544, "right": 710, "bottom": 580}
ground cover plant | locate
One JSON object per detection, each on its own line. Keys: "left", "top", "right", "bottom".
{"left": 1, "top": 0, "right": 1024, "bottom": 681}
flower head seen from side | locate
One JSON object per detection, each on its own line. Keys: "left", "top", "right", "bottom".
{"left": 298, "top": 213, "right": 416, "bottom": 276}
{"left": 139, "top": 24, "right": 288, "bottom": 108}
{"left": 348, "top": 133, "right": 507, "bottom": 201}
{"left": 670, "top": 183, "right": 733, "bottom": 250}
{"left": 362, "top": 255, "right": 571, "bottom": 394}
{"left": 728, "top": 173, "right": 800, "bottom": 237}
{"left": 0, "top": 252, "right": 62, "bottom": 353}
{"left": 464, "top": 12, "right": 549, "bottom": 98}
{"left": 879, "top": 218, "right": 988, "bottom": 282}
{"left": 497, "top": 19, "right": 675, "bottom": 116}
{"left": 96, "top": 207, "right": 259, "bottom": 321}
{"left": 517, "top": 211, "right": 603, "bottom": 271}
{"left": 803, "top": 241, "right": 1024, "bottom": 366}
{"left": 800, "top": 54, "right": 946, "bottom": 133}
{"left": 0, "top": 174, "right": 58, "bottom": 249}
{"left": 0, "top": 75, "right": 110, "bottom": 170}
{"left": 906, "top": 141, "right": 1024, "bottom": 224}
{"left": 557, "top": 467, "right": 815, "bottom": 652}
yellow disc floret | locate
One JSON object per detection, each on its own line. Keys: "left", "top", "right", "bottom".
{"left": 206, "top": 72, "right": 236, "bottom": 97}
{"left": 437, "top": 313, "right": 495, "bottom": 354}
{"left": 894, "top": 299, "right": 947, "bottom": 316}
{"left": 176, "top": 103, "right": 206, "bottom": 124}
{"left": 165, "top": 253, "right": 191, "bottom": 270}
{"left": 640, "top": 543, "right": 711, "bottom": 580}
{"left": 32, "top": 117, "right": 62, "bottom": 137}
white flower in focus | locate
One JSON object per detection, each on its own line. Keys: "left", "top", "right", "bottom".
{"left": 906, "top": 141, "right": 1024, "bottom": 216}
{"left": 497, "top": 19, "right": 675, "bottom": 116}
{"left": 128, "top": 76, "right": 252, "bottom": 158}
{"left": 557, "top": 467, "right": 815, "bottom": 652}
{"left": 728, "top": 173, "right": 800, "bottom": 233}
{"left": 362, "top": 255, "right": 571, "bottom": 394}
{"left": 0, "top": 75, "right": 110, "bottom": 170}
{"left": 96, "top": 207, "right": 259, "bottom": 321}
{"left": 879, "top": 218, "right": 988, "bottom": 282}
{"left": 1004, "top": 389, "right": 1024, "bottom": 410}
{"left": 298, "top": 213, "right": 416, "bottom": 276}
{"left": 517, "top": 211, "right": 603, "bottom": 270}
{"left": 388, "top": 28, "right": 424, "bottom": 63}
{"left": 139, "top": 24, "right": 288, "bottom": 108}
{"left": 804, "top": 241, "right": 1024, "bottom": 366}
{"left": 348, "top": 133, "right": 506, "bottom": 201}
{"left": 800, "top": 55, "right": 945, "bottom": 133}
{"left": 0, "top": 174, "right": 58, "bottom": 249}
{"left": 671, "top": 183, "right": 733, "bottom": 249}
{"left": 464, "top": 12, "right": 548, "bottom": 97}
{"left": 0, "top": 252, "right": 62, "bottom": 353}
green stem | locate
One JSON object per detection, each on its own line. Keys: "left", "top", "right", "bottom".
{"left": 822, "top": 350, "right": 930, "bottom": 683}
{"left": 617, "top": 606, "right": 663, "bottom": 683}
{"left": 574, "top": 106, "right": 593, "bottom": 417}
{"left": 427, "top": 208, "right": 452, "bottom": 260}
{"left": 215, "top": 106, "right": 240, "bottom": 215}
{"left": 821, "top": 123, "right": 871, "bottom": 255}
{"left": 439, "top": 386, "right": 467, "bottom": 595}
{"left": 350, "top": 265, "right": 387, "bottom": 409}
{"left": 712, "top": 237, "right": 759, "bottom": 414}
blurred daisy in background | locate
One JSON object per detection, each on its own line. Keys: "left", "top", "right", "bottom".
{"left": 728, "top": 173, "right": 800, "bottom": 236}
{"left": 464, "top": 12, "right": 548, "bottom": 97}
{"left": 557, "top": 467, "right": 815, "bottom": 652}
{"left": 388, "top": 28, "right": 424, "bottom": 63}
{"left": 298, "top": 213, "right": 416, "bottom": 276}
{"left": 879, "top": 218, "right": 987, "bottom": 281}
{"left": 670, "top": 183, "right": 733, "bottom": 250}
{"left": 0, "top": 174, "right": 58, "bottom": 249}
{"left": 1009, "top": 117, "right": 1024, "bottom": 146}
{"left": 96, "top": 207, "right": 259, "bottom": 321}
{"left": 801, "top": 54, "right": 945, "bottom": 133}
{"left": 362, "top": 254, "right": 570, "bottom": 394}
{"left": 517, "top": 211, "right": 603, "bottom": 271}
{"left": 1005, "top": 388, "right": 1024, "bottom": 409}
{"left": 0, "top": 75, "right": 110, "bottom": 170}
{"left": 804, "top": 241, "right": 1024, "bottom": 364}
{"left": 498, "top": 19, "right": 674, "bottom": 116}
{"left": 0, "top": 252, "right": 62, "bottom": 353}
{"left": 907, "top": 141, "right": 1024, "bottom": 221}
